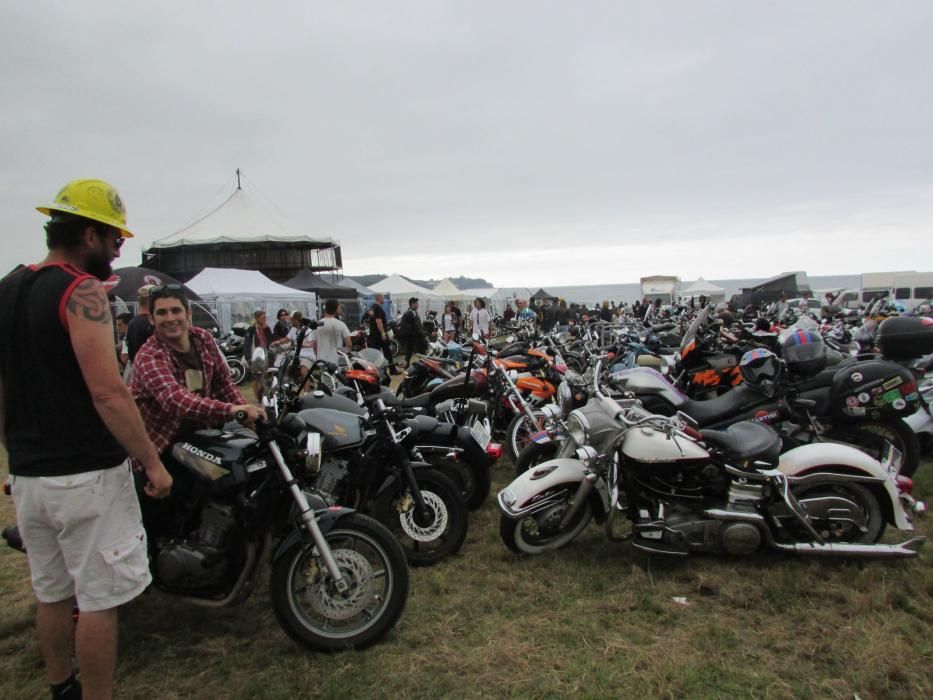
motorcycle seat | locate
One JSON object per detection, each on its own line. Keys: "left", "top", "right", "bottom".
{"left": 789, "top": 367, "right": 836, "bottom": 392}
{"left": 700, "top": 422, "right": 781, "bottom": 467}
{"left": 374, "top": 392, "right": 433, "bottom": 410}
{"left": 402, "top": 415, "right": 461, "bottom": 441}
{"left": 680, "top": 385, "right": 764, "bottom": 427}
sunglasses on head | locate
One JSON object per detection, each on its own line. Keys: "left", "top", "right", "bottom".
{"left": 150, "top": 283, "right": 184, "bottom": 295}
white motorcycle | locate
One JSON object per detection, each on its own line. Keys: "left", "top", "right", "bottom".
{"left": 498, "top": 358, "right": 925, "bottom": 560}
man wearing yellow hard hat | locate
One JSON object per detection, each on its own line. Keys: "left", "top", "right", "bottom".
{"left": 0, "top": 179, "right": 172, "bottom": 700}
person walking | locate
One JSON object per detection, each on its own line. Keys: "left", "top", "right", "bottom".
{"left": 0, "top": 179, "right": 172, "bottom": 700}
{"left": 468, "top": 298, "right": 491, "bottom": 339}
{"left": 441, "top": 303, "right": 457, "bottom": 342}
{"left": 398, "top": 297, "right": 427, "bottom": 368}
{"left": 367, "top": 293, "right": 400, "bottom": 374}
{"left": 312, "top": 298, "right": 352, "bottom": 365}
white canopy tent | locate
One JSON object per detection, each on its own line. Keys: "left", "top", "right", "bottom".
{"left": 186, "top": 267, "right": 318, "bottom": 329}
{"left": 370, "top": 274, "right": 446, "bottom": 315}
{"left": 679, "top": 277, "right": 726, "bottom": 303}
{"left": 431, "top": 278, "right": 464, "bottom": 297}
{"left": 370, "top": 274, "right": 435, "bottom": 296}
{"left": 151, "top": 187, "right": 335, "bottom": 248}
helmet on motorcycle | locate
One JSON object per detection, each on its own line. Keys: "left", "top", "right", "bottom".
{"left": 739, "top": 348, "right": 783, "bottom": 397}
{"left": 781, "top": 329, "right": 826, "bottom": 377}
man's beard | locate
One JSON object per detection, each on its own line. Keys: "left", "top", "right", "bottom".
{"left": 83, "top": 247, "right": 113, "bottom": 281}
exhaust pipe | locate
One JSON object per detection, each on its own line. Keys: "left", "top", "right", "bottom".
{"left": 773, "top": 536, "right": 925, "bottom": 559}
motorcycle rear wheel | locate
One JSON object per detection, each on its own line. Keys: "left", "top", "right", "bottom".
{"left": 513, "top": 441, "right": 560, "bottom": 478}
{"left": 826, "top": 417, "right": 920, "bottom": 478}
{"left": 787, "top": 480, "right": 884, "bottom": 543}
{"left": 500, "top": 491, "right": 593, "bottom": 554}
{"left": 269, "top": 514, "right": 409, "bottom": 651}
{"left": 372, "top": 469, "right": 467, "bottom": 566}
{"left": 433, "top": 455, "right": 491, "bottom": 511}
{"left": 227, "top": 358, "right": 248, "bottom": 386}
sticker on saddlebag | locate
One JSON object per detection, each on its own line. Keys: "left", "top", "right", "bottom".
{"left": 857, "top": 392, "right": 870, "bottom": 404}
{"left": 883, "top": 376, "right": 903, "bottom": 390}
{"left": 883, "top": 389, "right": 901, "bottom": 403}
{"left": 846, "top": 396, "right": 860, "bottom": 408}
{"left": 892, "top": 398, "right": 907, "bottom": 411}
{"left": 851, "top": 372, "right": 863, "bottom": 383}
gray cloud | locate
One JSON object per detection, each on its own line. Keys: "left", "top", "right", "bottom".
{"left": 2, "top": 2, "right": 931, "bottom": 284}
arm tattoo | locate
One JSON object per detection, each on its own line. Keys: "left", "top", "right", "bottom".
{"left": 67, "top": 279, "right": 112, "bottom": 324}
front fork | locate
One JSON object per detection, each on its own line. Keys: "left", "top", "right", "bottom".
{"left": 267, "top": 441, "right": 348, "bottom": 593}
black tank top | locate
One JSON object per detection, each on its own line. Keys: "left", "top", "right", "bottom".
{"left": 0, "top": 263, "right": 127, "bottom": 476}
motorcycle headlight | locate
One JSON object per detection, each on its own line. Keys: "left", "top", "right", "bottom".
{"left": 567, "top": 410, "right": 590, "bottom": 445}
{"left": 558, "top": 382, "right": 572, "bottom": 416}
{"left": 305, "top": 432, "right": 322, "bottom": 473}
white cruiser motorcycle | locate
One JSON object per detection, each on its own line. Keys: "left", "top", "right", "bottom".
{"left": 498, "top": 360, "right": 925, "bottom": 559}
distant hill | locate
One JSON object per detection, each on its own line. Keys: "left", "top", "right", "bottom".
{"left": 350, "top": 274, "right": 493, "bottom": 290}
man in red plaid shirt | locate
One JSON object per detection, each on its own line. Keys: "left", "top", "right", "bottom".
{"left": 130, "top": 286, "right": 262, "bottom": 455}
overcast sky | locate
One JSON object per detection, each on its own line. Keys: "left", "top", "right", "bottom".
{"left": 2, "top": 2, "right": 931, "bottom": 287}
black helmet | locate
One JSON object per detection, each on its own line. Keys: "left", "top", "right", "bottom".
{"left": 781, "top": 329, "right": 826, "bottom": 377}
{"left": 739, "top": 349, "right": 783, "bottom": 397}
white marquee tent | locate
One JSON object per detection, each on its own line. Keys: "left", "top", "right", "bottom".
{"left": 186, "top": 267, "right": 318, "bottom": 329}
{"left": 679, "top": 277, "right": 726, "bottom": 302}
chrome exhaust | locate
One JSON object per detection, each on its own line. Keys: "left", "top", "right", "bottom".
{"left": 772, "top": 536, "right": 925, "bottom": 559}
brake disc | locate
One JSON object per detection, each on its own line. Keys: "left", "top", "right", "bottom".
{"left": 306, "top": 549, "right": 374, "bottom": 620}
{"left": 398, "top": 490, "right": 448, "bottom": 542}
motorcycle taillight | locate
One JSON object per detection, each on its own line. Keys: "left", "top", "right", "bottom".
{"left": 896, "top": 475, "right": 914, "bottom": 495}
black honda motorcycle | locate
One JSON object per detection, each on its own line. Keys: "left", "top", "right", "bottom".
{"left": 4, "top": 414, "right": 409, "bottom": 651}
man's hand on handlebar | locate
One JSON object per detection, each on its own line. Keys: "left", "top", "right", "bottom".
{"left": 229, "top": 404, "right": 267, "bottom": 427}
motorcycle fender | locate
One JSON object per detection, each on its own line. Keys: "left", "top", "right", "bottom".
{"left": 373, "top": 461, "right": 434, "bottom": 500}
{"left": 498, "top": 458, "right": 597, "bottom": 518}
{"left": 779, "top": 443, "right": 911, "bottom": 530}
{"left": 272, "top": 505, "right": 356, "bottom": 563}
{"left": 904, "top": 405, "right": 933, "bottom": 435}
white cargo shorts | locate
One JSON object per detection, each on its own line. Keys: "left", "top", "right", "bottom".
{"left": 10, "top": 461, "right": 151, "bottom": 612}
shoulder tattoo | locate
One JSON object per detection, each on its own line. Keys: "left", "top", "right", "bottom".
{"left": 67, "top": 279, "right": 112, "bottom": 324}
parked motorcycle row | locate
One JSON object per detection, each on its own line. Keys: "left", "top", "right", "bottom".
{"left": 4, "top": 304, "right": 931, "bottom": 654}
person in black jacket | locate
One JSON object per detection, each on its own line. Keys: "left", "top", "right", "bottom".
{"left": 272, "top": 308, "right": 291, "bottom": 339}
{"left": 397, "top": 297, "right": 427, "bottom": 368}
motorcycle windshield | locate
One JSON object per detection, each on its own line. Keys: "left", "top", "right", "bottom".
{"left": 680, "top": 306, "right": 712, "bottom": 353}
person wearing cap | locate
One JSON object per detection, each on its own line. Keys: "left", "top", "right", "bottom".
{"left": 121, "top": 284, "right": 156, "bottom": 383}
{"left": 0, "top": 179, "right": 172, "bottom": 700}
{"left": 397, "top": 296, "right": 427, "bottom": 368}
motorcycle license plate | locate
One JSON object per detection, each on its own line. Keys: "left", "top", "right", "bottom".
{"left": 470, "top": 421, "right": 491, "bottom": 450}
{"left": 881, "top": 441, "right": 902, "bottom": 476}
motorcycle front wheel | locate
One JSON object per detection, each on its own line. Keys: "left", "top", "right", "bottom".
{"left": 269, "top": 514, "right": 409, "bottom": 651}
{"left": 372, "top": 469, "right": 468, "bottom": 566}
{"left": 499, "top": 490, "right": 593, "bottom": 554}
{"left": 505, "top": 410, "right": 546, "bottom": 463}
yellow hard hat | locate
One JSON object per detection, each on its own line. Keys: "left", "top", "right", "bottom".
{"left": 37, "top": 178, "right": 134, "bottom": 238}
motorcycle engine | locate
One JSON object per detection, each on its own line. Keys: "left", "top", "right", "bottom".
{"left": 316, "top": 457, "right": 350, "bottom": 498}
{"left": 653, "top": 501, "right": 762, "bottom": 555}
{"left": 155, "top": 501, "right": 235, "bottom": 592}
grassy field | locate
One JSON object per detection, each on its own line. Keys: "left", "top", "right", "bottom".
{"left": 1, "top": 447, "right": 931, "bottom": 699}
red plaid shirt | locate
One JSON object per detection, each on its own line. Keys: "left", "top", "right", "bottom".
{"left": 131, "top": 325, "right": 245, "bottom": 454}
